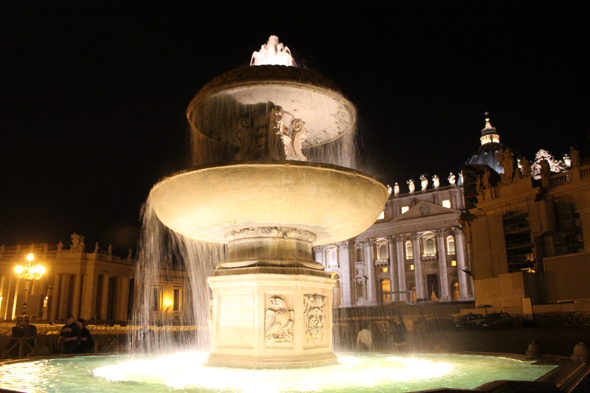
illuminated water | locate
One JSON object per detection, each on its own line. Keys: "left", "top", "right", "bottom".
{"left": 0, "top": 353, "right": 556, "bottom": 393}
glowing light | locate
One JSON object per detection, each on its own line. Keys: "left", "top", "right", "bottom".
{"left": 164, "top": 299, "right": 173, "bottom": 308}
{"left": 14, "top": 253, "right": 45, "bottom": 281}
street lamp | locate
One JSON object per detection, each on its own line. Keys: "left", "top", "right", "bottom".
{"left": 14, "top": 253, "right": 45, "bottom": 316}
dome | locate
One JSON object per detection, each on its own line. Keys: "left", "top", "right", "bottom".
{"left": 465, "top": 115, "right": 520, "bottom": 174}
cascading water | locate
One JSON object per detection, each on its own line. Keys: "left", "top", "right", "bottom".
{"left": 130, "top": 198, "right": 225, "bottom": 353}
{"left": 131, "top": 35, "right": 372, "bottom": 359}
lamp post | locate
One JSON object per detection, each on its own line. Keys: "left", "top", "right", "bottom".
{"left": 14, "top": 253, "right": 45, "bottom": 317}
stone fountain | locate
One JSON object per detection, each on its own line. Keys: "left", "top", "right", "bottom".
{"left": 149, "top": 36, "right": 388, "bottom": 368}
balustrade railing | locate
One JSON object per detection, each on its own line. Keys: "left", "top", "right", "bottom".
{"left": 549, "top": 172, "right": 571, "bottom": 187}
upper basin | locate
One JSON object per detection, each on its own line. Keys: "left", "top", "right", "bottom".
{"left": 186, "top": 65, "right": 356, "bottom": 149}
{"left": 150, "top": 161, "right": 388, "bottom": 245}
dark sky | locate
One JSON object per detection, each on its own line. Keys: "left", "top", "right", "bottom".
{"left": 1, "top": 1, "right": 588, "bottom": 252}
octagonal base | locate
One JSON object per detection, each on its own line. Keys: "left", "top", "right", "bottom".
{"left": 206, "top": 270, "right": 337, "bottom": 369}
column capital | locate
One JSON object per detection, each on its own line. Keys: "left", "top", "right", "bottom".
{"left": 434, "top": 229, "right": 446, "bottom": 238}
{"left": 411, "top": 233, "right": 421, "bottom": 241}
{"left": 338, "top": 241, "right": 350, "bottom": 250}
{"left": 452, "top": 226, "right": 465, "bottom": 236}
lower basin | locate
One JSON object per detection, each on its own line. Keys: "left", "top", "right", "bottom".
{"left": 0, "top": 352, "right": 557, "bottom": 393}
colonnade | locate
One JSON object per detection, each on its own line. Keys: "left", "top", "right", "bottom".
{"left": 317, "top": 228, "right": 473, "bottom": 307}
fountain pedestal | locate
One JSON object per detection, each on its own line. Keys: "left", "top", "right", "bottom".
{"left": 207, "top": 267, "right": 336, "bottom": 369}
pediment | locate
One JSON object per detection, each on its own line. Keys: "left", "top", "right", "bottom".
{"left": 393, "top": 201, "right": 457, "bottom": 222}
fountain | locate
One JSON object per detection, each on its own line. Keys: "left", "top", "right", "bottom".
{"left": 149, "top": 35, "right": 388, "bottom": 368}
{"left": 0, "top": 36, "right": 566, "bottom": 392}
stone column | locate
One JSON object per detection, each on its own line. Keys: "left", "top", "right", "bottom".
{"left": 412, "top": 234, "right": 425, "bottom": 301}
{"left": 100, "top": 274, "right": 110, "bottom": 320}
{"left": 436, "top": 230, "right": 451, "bottom": 301}
{"left": 387, "top": 236, "right": 399, "bottom": 302}
{"left": 50, "top": 273, "right": 60, "bottom": 321}
{"left": 339, "top": 242, "right": 352, "bottom": 307}
{"left": 455, "top": 228, "right": 471, "bottom": 300}
{"left": 80, "top": 271, "right": 97, "bottom": 320}
{"left": 71, "top": 274, "right": 82, "bottom": 318}
{"left": 118, "top": 277, "right": 130, "bottom": 320}
{"left": 364, "top": 240, "right": 378, "bottom": 305}
{"left": 0, "top": 276, "right": 9, "bottom": 320}
{"left": 396, "top": 236, "right": 407, "bottom": 302}
{"left": 58, "top": 274, "right": 69, "bottom": 320}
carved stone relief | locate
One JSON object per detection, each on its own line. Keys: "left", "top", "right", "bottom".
{"left": 265, "top": 296, "right": 294, "bottom": 345}
{"left": 303, "top": 294, "right": 327, "bottom": 345}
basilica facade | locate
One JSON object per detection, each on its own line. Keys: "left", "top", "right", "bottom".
{"left": 314, "top": 179, "right": 473, "bottom": 308}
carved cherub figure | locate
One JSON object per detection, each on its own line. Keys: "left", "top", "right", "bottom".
{"left": 265, "top": 297, "right": 294, "bottom": 342}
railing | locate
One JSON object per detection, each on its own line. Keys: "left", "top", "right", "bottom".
{"left": 549, "top": 172, "right": 571, "bottom": 187}
{"left": 0, "top": 334, "right": 128, "bottom": 359}
{"left": 374, "top": 258, "right": 389, "bottom": 267}
{"left": 533, "top": 312, "right": 590, "bottom": 327}
{"left": 581, "top": 166, "right": 590, "bottom": 180}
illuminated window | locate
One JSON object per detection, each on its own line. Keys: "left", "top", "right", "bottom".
{"left": 327, "top": 247, "right": 338, "bottom": 268}
{"left": 381, "top": 279, "right": 391, "bottom": 304}
{"left": 447, "top": 236, "right": 456, "bottom": 255}
{"left": 442, "top": 199, "right": 451, "bottom": 208}
{"left": 409, "top": 264, "right": 415, "bottom": 271}
{"left": 381, "top": 267, "right": 388, "bottom": 273}
{"left": 452, "top": 282, "right": 460, "bottom": 301}
{"left": 451, "top": 260, "right": 457, "bottom": 267}
{"left": 378, "top": 210, "right": 385, "bottom": 220}
{"left": 405, "top": 241, "right": 413, "bottom": 259}
{"left": 173, "top": 288, "right": 180, "bottom": 312}
{"left": 423, "top": 236, "right": 436, "bottom": 256}
{"left": 401, "top": 206, "right": 409, "bottom": 214}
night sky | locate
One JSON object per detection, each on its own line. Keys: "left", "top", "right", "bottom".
{"left": 1, "top": 1, "right": 588, "bottom": 252}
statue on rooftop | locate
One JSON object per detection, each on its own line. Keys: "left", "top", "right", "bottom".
{"left": 432, "top": 175, "right": 440, "bottom": 189}
{"left": 394, "top": 182, "right": 399, "bottom": 196}
{"left": 570, "top": 146, "right": 580, "bottom": 168}
{"left": 94, "top": 242, "right": 99, "bottom": 253}
{"left": 420, "top": 174, "right": 428, "bottom": 191}
{"left": 108, "top": 244, "right": 113, "bottom": 257}
{"left": 520, "top": 156, "right": 532, "bottom": 177}
{"left": 476, "top": 176, "right": 483, "bottom": 195}
{"left": 495, "top": 148, "right": 516, "bottom": 184}
{"left": 448, "top": 172, "right": 456, "bottom": 186}
{"left": 482, "top": 168, "right": 492, "bottom": 189}
{"left": 407, "top": 179, "right": 415, "bottom": 194}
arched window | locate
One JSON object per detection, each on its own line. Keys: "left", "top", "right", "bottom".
{"left": 405, "top": 241, "right": 413, "bottom": 259}
{"left": 327, "top": 247, "right": 338, "bottom": 268}
{"left": 451, "top": 282, "right": 460, "bottom": 301}
{"left": 377, "top": 242, "right": 388, "bottom": 260}
{"left": 423, "top": 236, "right": 436, "bottom": 256}
{"left": 447, "top": 236, "right": 456, "bottom": 255}
{"left": 356, "top": 247, "right": 363, "bottom": 262}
